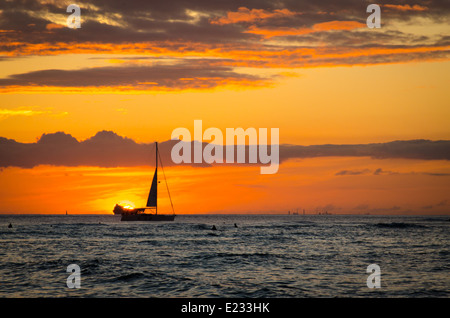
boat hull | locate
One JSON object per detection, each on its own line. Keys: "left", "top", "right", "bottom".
{"left": 120, "top": 213, "right": 175, "bottom": 221}
{"left": 114, "top": 204, "right": 145, "bottom": 215}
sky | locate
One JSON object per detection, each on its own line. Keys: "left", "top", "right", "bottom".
{"left": 0, "top": 0, "right": 449, "bottom": 214}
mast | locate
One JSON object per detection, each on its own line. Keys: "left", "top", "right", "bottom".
{"left": 155, "top": 142, "right": 158, "bottom": 215}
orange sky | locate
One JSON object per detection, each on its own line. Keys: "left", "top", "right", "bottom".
{"left": 0, "top": 1, "right": 449, "bottom": 215}
{"left": 0, "top": 157, "right": 449, "bottom": 215}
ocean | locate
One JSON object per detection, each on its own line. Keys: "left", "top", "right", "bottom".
{"left": 0, "top": 214, "right": 449, "bottom": 298}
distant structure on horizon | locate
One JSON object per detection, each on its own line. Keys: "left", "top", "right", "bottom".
{"left": 288, "top": 208, "right": 306, "bottom": 215}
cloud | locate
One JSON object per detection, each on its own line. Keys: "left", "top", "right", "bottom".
{"left": 0, "top": 131, "right": 214, "bottom": 168}
{"left": 0, "top": 107, "right": 67, "bottom": 119}
{"left": 211, "top": 7, "right": 300, "bottom": 25}
{"left": 422, "top": 200, "right": 448, "bottom": 209}
{"left": 1, "top": 131, "right": 449, "bottom": 168}
{"left": 280, "top": 140, "right": 450, "bottom": 162}
{"left": 0, "top": 0, "right": 448, "bottom": 76}
{"left": 335, "top": 169, "right": 371, "bottom": 176}
{"left": 0, "top": 131, "right": 153, "bottom": 168}
{"left": 45, "top": 23, "right": 64, "bottom": 30}
{"left": 384, "top": 4, "right": 429, "bottom": 12}
{"left": 336, "top": 168, "right": 450, "bottom": 177}
{"left": 1, "top": 43, "right": 447, "bottom": 92}
{"left": 0, "top": 109, "right": 47, "bottom": 118}
{"left": 421, "top": 172, "right": 450, "bottom": 176}
{"left": 334, "top": 168, "right": 401, "bottom": 176}
{"left": 335, "top": 167, "right": 450, "bottom": 177}
{"left": 373, "top": 168, "right": 398, "bottom": 175}
{"left": 245, "top": 20, "right": 366, "bottom": 38}
{"left": 0, "top": 59, "right": 274, "bottom": 91}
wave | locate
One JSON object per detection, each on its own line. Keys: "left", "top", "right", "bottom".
{"left": 111, "top": 272, "right": 145, "bottom": 282}
{"left": 252, "top": 222, "right": 316, "bottom": 230}
{"left": 190, "top": 251, "right": 276, "bottom": 262}
{"left": 194, "top": 224, "right": 215, "bottom": 230}
{"left": 372, "top": 222, "right": 427, "bottom": 229}
{"left": 421, "top": 217, "right": 450, "bottom": 222}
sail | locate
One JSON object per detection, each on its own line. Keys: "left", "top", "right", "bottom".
{"left": 146, "top": 168, "right": 157, "bottom": 207}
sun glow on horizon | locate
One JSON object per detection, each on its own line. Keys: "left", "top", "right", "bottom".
{"left": 118, "top": 201, "right": 135, "bottom": 210}
{"left": 0, "top": 159, "right": 449, "bottom": 215}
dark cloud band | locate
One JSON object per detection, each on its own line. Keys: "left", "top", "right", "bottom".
{"left": 0, "top": 131, "right": 449, "bottom": 168}
{"left": 0, "top": 60, "right": 272, "bottom": 90}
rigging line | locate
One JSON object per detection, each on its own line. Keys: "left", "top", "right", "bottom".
{"left": 158, "top": 149, "right": 175, "bottom": 215}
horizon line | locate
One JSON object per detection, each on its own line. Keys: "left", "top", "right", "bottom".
{"left": 1, "top": 212, "right": 449, "bottom": 216}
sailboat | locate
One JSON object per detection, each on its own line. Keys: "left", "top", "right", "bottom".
{"left": 114, "top": 142, "right": 176, "bottom": 221}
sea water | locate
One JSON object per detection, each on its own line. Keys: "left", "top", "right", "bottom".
{"left": 0, "top": 214, "right": 448, "bottom": 297}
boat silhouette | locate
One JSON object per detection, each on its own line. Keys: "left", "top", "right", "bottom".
{"left": 114, "top": 142, "right": 175, "bottom": 221}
